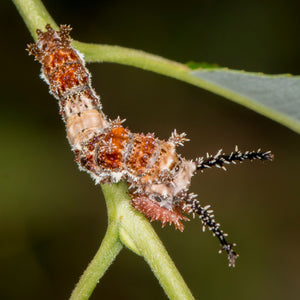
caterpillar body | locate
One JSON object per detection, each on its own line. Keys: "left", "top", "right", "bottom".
{"left": 27, "top": 24, "right": 273, "bottom": 267}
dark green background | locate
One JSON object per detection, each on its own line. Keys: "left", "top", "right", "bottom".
{"left": 1, "top": 0, "right": 299, "bottom": 299}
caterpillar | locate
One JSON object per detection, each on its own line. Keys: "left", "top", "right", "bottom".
{"left": 27, "top": 24, "right": 273, "bottom": 267}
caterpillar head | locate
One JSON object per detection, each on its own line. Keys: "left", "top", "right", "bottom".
{"left": 132, "top": 154, "right": 196, "bottom": 231}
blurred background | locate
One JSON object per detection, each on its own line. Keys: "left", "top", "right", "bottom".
{"left": 1, "top": 0, "right": 300, "bottom": 299}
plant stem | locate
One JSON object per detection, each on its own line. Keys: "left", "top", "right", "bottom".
{"left": 101, "top": 182, "right": 195, "bottom": 300}
{"left": 69, "top": 222, "right": 122, "bottom": 300}
{"left": 71, "top": 182, "right": 195, "bottom": 300}
{"left": 12, "top": 0, "right": 58, "bottom": 40}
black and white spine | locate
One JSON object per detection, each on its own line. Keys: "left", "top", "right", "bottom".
{"left": 196, "top": 146, "right": 273, "bottom": 171}
{"left": 186, "top": 197, "right": 238, "bottom": 267}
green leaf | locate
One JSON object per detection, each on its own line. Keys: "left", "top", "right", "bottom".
{"left": 190, "top": 69, "right": 300, "bottom": 133}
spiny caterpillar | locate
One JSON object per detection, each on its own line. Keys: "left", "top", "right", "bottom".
{"left": 27, "top": 24, "right": 273, "bottom": 267}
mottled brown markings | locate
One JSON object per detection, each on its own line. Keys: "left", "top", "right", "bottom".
{"left": 97, "top": 127, "right": 128, "bottom": 170}
{"left": 127, "top": 133, "right": 158, "bottom": 175}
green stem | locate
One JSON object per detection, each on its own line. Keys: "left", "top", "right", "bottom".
{"left": 71, "top": 182, "right": 195, "bottom": 300}
{"left": 69, "top": 222, "right": 122, "bottom": 300}
{"left": 101, "top": 182, "right": 195, "bottom": 300}
{"left": 12, "top": 0, "right": 58, "bottom": 40}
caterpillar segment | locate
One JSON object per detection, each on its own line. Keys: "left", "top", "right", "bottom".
{"left": 27, "top": 24, "right": 273, "bottom": 267}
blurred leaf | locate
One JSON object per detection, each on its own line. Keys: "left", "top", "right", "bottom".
{"left": 189, "top": 69, "right": 300, "bottom": 133}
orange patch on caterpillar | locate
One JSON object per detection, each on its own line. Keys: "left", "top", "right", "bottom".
{"left": 132, "top": 195, "right": 189, "bottom": 231}
{"left": 109, "top": 127, "right": 129, "bottom": 151}
{"left": 128, "top": 134, "right": 158, "bottom": 174}
{"left": 43, "top": 49, "right": 80, "bottom": 74}
{"left": 97, "top": 127, "right": 129, "bottom": 170}
{"left": 49, "top": 63, "right": 88, "bottom": 94}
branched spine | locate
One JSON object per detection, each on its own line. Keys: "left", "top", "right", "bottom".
{"left": 196, "top": 146, "right": 273, "bottom": 171}
{"left": 186, "top": 197, "right": 238, "bottom": 267}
